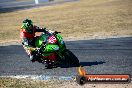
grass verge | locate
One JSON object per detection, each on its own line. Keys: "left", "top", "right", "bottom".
{"left": 0, "top": 77, "right": 65, "bottom": 88}
{"left": 0, "top": 0, "right": 132, "bottom": 42}
{"left": 0, "top": 77, "right": 131, "bottom": 88}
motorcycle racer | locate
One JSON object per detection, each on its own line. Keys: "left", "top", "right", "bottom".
{"left": 20, "top": 19, "right": 54, "bottom": 62}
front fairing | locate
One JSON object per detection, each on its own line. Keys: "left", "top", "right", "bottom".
{"left": 35, "top": 32, "right": 66, "bottom": 57}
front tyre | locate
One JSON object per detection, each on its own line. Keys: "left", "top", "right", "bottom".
{"left": 63, "top": 49, "right": 80, "bottom": 67}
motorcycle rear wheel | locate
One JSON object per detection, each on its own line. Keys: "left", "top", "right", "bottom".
{"left": 63, "top": 49, "right": 80, "bottom": 67}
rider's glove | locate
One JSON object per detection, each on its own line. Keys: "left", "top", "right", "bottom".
{"left": 35, "top": 48, "right": 40, "bottom": 53}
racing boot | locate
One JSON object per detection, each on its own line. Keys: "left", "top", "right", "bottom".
{"left": 29, "top": 50, "right": 38, "bottom": 62}
{"left": 29, "top": 54, "right": 36, "bottom": 62}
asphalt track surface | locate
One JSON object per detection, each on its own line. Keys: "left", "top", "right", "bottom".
{"left": 0, "top": 37, "right": 132, "bottom": 77}
{"left": 0, "top": 0, "right": 78, "bottom": 13}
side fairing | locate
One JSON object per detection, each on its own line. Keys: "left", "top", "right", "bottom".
{"left": 43, "top": 44, "right": 59, "bottom": 53}
{"left": 35, "top": 33, "right": 47, "bottom": 48}
{"left": 55, "top": 34, "right": 66, "bottom": 51}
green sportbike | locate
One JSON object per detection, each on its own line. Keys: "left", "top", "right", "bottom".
{"left": 33, "top": 31, "right": 79, "bottom": 68}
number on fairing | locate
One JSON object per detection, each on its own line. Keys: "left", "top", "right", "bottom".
{"left": 48, "top": 35, "right": 57, "bottom": 44}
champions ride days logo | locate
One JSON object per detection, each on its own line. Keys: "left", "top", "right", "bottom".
{"left": 76, "top": 66, "right": 131, "bottom": 85}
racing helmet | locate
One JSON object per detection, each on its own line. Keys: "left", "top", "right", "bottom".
{"left": 21, "top": 19, "right": 33, "bottom": 33}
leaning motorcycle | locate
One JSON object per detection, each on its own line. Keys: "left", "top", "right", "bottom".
{"left": 30, "top": 31, "right": 79, "bottom": 68}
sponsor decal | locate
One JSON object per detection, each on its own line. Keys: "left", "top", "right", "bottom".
{"left": 76, "top": 66, "right": 131, "bottom": 85}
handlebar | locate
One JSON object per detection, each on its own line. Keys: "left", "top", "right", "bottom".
{"left": 54, "top": 31, "right": 61, "bottom": 34}
{"left": 51, "top": 31, "right": 61, "bottom": 35}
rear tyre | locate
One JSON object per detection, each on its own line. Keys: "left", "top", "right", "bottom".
{"left": 63, "top": 49, "right": 80, "bottom": 67}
